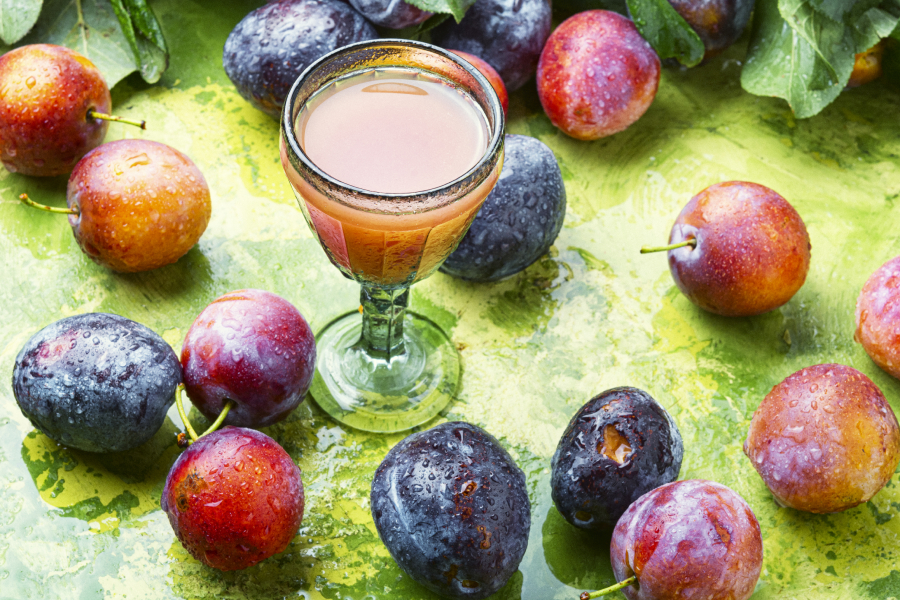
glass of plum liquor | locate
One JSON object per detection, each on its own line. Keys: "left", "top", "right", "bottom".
{"left": 280, "top": 40, "right": 504, "bottom": 433}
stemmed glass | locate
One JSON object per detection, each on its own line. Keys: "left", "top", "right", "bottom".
{"left": 279, "top": 39, "right": 505, "bottom": 433}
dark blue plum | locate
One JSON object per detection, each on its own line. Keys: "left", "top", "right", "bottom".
{"left": 371, "top": 422, "right": 530, "bottom": 599}
{"left": 12, "top": 313, "right": 181, "bottom": 453}
{"left": 551, "top": 387, "right": 683, "bottom": 530}
{"left": 430, "top": 0, "right": 551, "bottom": 91}
{"left": 223, "top": 0, "right": 378, "bottom": 118}
{"left": 348, "top": 0, "right": 431, "bottom": 29}
{"left": 441, "top": 134, "right": 565, "bottom": 282}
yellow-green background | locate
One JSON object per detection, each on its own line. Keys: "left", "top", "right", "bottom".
{"left": 2, "top": 1, "right": 900, "bottom": 598}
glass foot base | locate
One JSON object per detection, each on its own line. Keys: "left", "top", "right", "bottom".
{"left": 310, "top": 310, "right": 459, "bottom": 433}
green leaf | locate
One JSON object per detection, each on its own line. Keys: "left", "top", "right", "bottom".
{"left": 377, "top": 13, "right": 449, "bottom": 40}
{"left": 742, "top": 0, "right": 849, "bottom": 118}
{"left": 403, "top": 0, "right": 476, "bottom": 23}
{"left": 20, "top": 0, "right": 139, "bottom": 87}
{"left": 0, "top": 0, "right": 42, "bottom": 44}
{"left": 778, "top": 0, "right": 853, "bottom": 88}
{"left": 109, "top": 0, "right": 168, "bottom": 83}
{"left": 626, "top": 0, "right": 705, "bottom": 67}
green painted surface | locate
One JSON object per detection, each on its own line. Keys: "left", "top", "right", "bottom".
{"left": 1, "top": 2, "right": 900, "bottom": 598}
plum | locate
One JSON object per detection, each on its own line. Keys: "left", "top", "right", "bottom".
{"left": 0, "top": 44, "right": 110, "bottom": 177}
{"left": 666, "top": 0, "right": 752, "bottom": 59}
{"left": 856, "top": 256, "right": 900, "bottom": 379}
{"left": 450, "top": 50, "right": 508, "bottom": 115}
{"left": 181, "top": 289, "right": 316, "bottom": 428}
{"left": 431, "top": 0, "right": 552, "bottom": 92}
{"left": 370, "top": 422, "right": 530, "bottom": 599}
{"left": 551, "top": 387, "right": 683, "bottom": 530}
{"left": 12, "top": 313, "right": 181, "bottom": 453}
{"left": 63, "top": 139, "right": 211, "bottom": 273}
{"left": 651, "top": 181, "right": 810, "bottom": 317}
{"left": 537, "top": 11, "right": 660, "bottom": 141}
{"left": 161, "top": 427, "right": 304, "bottom": 571}
{"left": 440, "top": 134, "right": 565, "bottom": 282}
{"left": 223, "top": 0, "right": 378, "bottom": 118}
{"left": 744, "top": 364, "right": 900, "bottom": 514}
{"left": 348, "top": 0, "right": 431, "bottom": 29}
{"left": 607, "top": 480, "right": 763, "bottom": 600}
{"left": 847, "top": 41, "right": 885, "bottom": 88}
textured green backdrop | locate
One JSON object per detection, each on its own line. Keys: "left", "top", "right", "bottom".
{"left": 2, "top": 1, "right": 900, "bottom": 598}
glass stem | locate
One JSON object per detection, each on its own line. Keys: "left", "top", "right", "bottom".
{"left": 359, "top": 283, "right": 409, "bottom": 360}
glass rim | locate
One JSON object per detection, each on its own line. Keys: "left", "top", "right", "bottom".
{"left": 281, "top": 38, "right": 505, "bottom": 205}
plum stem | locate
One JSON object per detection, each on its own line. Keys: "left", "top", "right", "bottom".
{"left": 201, "top": 400, "right": 234, "bottom": 437}
{"left": 640, "top": 239, "right": 696, "bottom": 254}
{"left": 580, "top": 576, "right": 637, "bottom": 599}
{"left": 174, "top": 384, "right": 201, "bottom": 442}
{"left": 174, "top": 383, "right": 236, "bottom": 445}
{"left": 19, "top": 193, "right": 78, "bottom": 215}
{"left": 87, "top": 109, "right": 147, "bottom": 130}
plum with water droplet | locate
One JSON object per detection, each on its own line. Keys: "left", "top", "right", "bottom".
{"left": 440, "top": 134, "right": 565, "bottom": 282}
{"left": 181, "top": 289, "right": 316, "bottom": 428}
{"left": 856, "top": 256, "right": 900, "bottom": 379}
{"left": 370, "top": 421, "right": 530, "bottom": 599}
{"left": 161, "top": 426, "right": 304, "bottom": 571}
{"left": 0, "top": 44, "right": 111, "bottom": 176}
{"left": 348, "top": 0, "right": 431, "bottom": 29}
{"left": 666, "top": 0, "right": 752, "bottom": 60}
{"left": 537, "top": 10, "right": 660, "bottom": 140}
{"left": 12, "top": 313, "right": 181, "bottom": 453}
{"left": 655, "top": 181, "right": 810, "bottom": 317}
{"left": 608, "top": 479, "right": 763, "bottom": 600}
{"left": 223, "top": 0, "right": 378, "bottom": 118}
{"left": 66, "top": 138, "right": 211, "bottom": 272}
{"left": 551, "top": 387, "right": 683, "bottom": 531}
{"left": 744, "top": 364, "right": 900, "bottom": 513}
{"left": 431, "top": 0, "right": 551, "bottom": 92}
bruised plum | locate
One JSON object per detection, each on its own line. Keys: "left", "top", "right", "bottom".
{"left": 371, "top": 422, "right": 530, "bottom": 599}
{"left": 181, "top": 289, "right": 316, "bottom": 428}
{"left": 161, "top": 427, "right": 304, "bottom": 571}
{"left": 431, "top": 0, "right": 551, "bottom": 91}
{"left": 223, "top": 0, "right": 377, "bottom": 118}
{"left": 348, "top": 0, "right": 431, "bottom": 29}
{"left": 441, "top": 134, "right": 565, "bottom": 282}
{"left": 609, "top": 480, "right": 763, "bottom": 600}
{"left": 12, "top": 313, "right": 181, "bottom": 453}
{"left": 744, "top": 364, "right": 900, "bottom": 514}
{"left": 551, "top": 387, "right": 682, "bottom": 530}
{"left": 537, "top": 10, "right": 660, "bottom": 140}
{"left": 666, "top": 0, "right": 752, "bottom": 59}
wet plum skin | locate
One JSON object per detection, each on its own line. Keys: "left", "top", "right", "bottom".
{"left": 667, "top": 181, "right": 811, "bottom": 317}
{"left": 666, "top": 0, "right": 752, "bottom": 59}
{"left": 223, "top": 0, "right": 377, "bottom": 118}
{"left": 12, "top": 313, "right": 181, "bottom": 453}
{"left": 440, "top": 134, "right": 565, "bottom": 282}
{"left": 348, "top": 0, "right": 430, "bottom": 29}
{"left": 0, "top": 44, "right": 110, "bottom": 177}
{"left": 181, "top": 289, "right": 316, "bottom": 428}
{"left": 611, "top": 480, "right": 763, "bottom": 600}
{"left": 370, "top": 421, "right": 530, "bottom": 600}
{"left": 744, "top": 364, "right": 900, "bottom": 514}
{"left": 431, "top": 0, "right": 551, "bottom": 92}
{"left": 550, "top": 387, "right": 683, "bottom": 530}
{"left": 537, "top": 10, "right": 660, "bottom": 141}
{"left": 856, "top": 256, "right": 900, "bottom": 379}
{"left": 67, "top": 139, "right": 211, "bottom": 273}
{"left": 161, "top": 427, "right": 304, "bottom": 571}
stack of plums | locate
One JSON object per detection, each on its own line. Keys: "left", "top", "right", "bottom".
{"left": 12, "top": 289, "right": 317, "bottom": 571}
{"left": 0, "top": 44, "right": 212, "bottom": 273}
